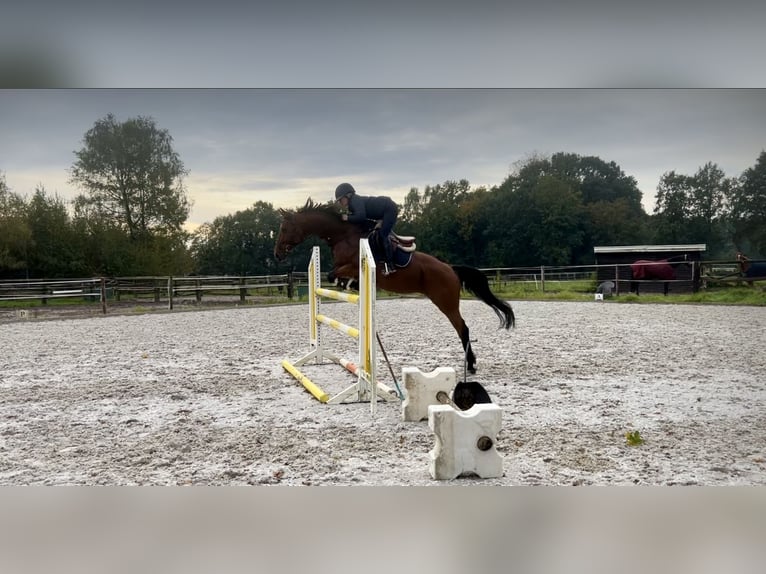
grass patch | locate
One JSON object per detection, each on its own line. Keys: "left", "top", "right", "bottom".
{"left": 0, "top": 297, "right": 101, "bottom": 309}
{"left": 625, "top": 430, "right": 645, "bottom": 446}
{"left": 4, "top": 281, "right": 764, "bottom": 311}
{"left": 489, "top": 283, "right": 766, "bottom": 306}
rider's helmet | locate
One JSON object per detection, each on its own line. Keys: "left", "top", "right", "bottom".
{"left": 335, "top": 183, "right": 356, "bottom": 201}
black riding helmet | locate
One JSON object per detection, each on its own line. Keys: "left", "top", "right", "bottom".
{"left": 335, "top": 183, "right": 356, "bottom": 201}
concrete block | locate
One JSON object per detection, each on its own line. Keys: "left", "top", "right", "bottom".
{"left": 401, "top": 366, "right": 456, "bottom": 422}
{"left": 428, "top": 403, "right": 503, "bottom": 480}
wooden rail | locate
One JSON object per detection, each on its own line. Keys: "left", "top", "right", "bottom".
{"left": 2, "top": 257, "right": 759, "bottom": 312}
{"left": 0, "top": 278, "right": 103, "bottom": 302}
{"left": 0, "top": 274, "right": 293, "bottom": 313}
{"left": 111, "top": 274, "right": 291, "bottom": 305}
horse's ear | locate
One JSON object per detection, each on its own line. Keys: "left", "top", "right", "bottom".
{"left": 278, "top": 208, "right": 289, "bottom": 218}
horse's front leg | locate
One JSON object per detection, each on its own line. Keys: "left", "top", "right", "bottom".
{"left": 332, "top": 262, "right": 358, "bottom": 282}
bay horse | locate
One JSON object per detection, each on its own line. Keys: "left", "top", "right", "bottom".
{"left": 630, "top": 255, "right": 688, "bottom": 295}
{"left": 274, "top": 199, "right": 515, "bottom": 374}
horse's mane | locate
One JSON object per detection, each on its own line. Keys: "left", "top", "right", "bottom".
{"left": 294, "top": 197, "right": 343, "bottom": 220}
{"left": 282, "top": 197, "right": 367, "bottom": 237}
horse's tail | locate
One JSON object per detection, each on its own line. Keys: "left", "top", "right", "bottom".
{"left": 452, "top": 265, "right": 515, "bottom": 329}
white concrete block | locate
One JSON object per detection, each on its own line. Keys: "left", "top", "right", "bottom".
{"left": 428, "top": 403, "right": 503, "bottom": 480}
{"left": 401, "top": 366, "right": 456, "bottom": 422}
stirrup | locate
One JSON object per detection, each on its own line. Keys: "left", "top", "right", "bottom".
{"left": 382, "top": 263, "right": 397, "bottom": 276}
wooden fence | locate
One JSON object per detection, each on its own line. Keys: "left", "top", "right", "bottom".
{"left": 0, "top": 278, "right": 107, "bottom": 309}
{"left": 0, "top": 274, "right": 293, "bottom": 314}
{"left": 1, "top": 257, "right": 761, "bottom": 313}
{"left": 111, "top": 274, "right": 291, "bottom": 309}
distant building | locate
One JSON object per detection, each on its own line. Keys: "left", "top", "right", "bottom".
{"left": 593, "top": 244, "right": 707, "bottom": 294}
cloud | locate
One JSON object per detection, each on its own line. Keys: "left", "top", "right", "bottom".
{"left": 2, "top": 89, "right": 765, "bottom": 228}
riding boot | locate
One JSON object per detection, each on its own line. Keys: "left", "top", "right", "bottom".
{"left": 383, "top": 260, "right": 397, "bottom": 276}
{"left": 382, "top": 239, "right": 396, "bottom": 276}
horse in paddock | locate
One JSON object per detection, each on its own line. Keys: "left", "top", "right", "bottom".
{"left": 274, "top": 199, "right": 515, "bottom": 374}
{"left": 737, "top": 252, "right": 766, "bottom": 286}
{"left": 630, "top": 255, "right": 688, "bottom": 295}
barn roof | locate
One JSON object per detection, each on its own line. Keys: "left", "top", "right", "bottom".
{"left": 593, "top": 244, "right": 707, "bottom": 254}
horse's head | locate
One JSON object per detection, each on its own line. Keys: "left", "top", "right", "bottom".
{"left": 274, "top": 198, "right": 349, "bottom": 261}
{"left": 737, "top": 252, "right": 751, "bottom": 272}
{"left": 274, "top": 208, "right": 303, "bottom": 261}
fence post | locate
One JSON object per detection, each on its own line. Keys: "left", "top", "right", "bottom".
{"left": 614, "top": 265, "right": 620, "bottom": 296}
{"left": 100, "top": 277, "right": 107, "bottom": 315}
{"left": 239, "top": 276, "right": 247, "bottom": 302}
{"left": 287, "top": 271, "right": 294, "bottom": 299}
{"left": 692, "top": 260, "right": 699, "bottom": 293}
{"left": 168, "top": 276, "right": 174, "bottom": 310}
{"left": 540, "top": 266, "right": 546, "bottom": 292}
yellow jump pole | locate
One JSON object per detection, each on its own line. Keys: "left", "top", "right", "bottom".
{"left": 281, "top": 359, "right": 330, "bottom": 403}
{"left": 315, "top": 288, "right": 360, "bottom": 303}
{"left": 316, "top": 314, "right": 360, "bottom": 338}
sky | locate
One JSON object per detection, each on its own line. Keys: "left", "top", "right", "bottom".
{"left": 1, "top": 89, "right": 764, "bottom": 232}
{"left": 1, "top": 3, "right": 765, "bottom": 231}
{"left": 2, "top": 2, "right": 766, "bottom": 88}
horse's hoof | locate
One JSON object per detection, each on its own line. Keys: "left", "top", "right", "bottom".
{"left": 468, "top": 366, "right": 477, "bottom": 374}
{"left": 453, "top": 381, "right": 492, "bottom": 410}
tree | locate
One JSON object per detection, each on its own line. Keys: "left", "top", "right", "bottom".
{"left": 485, "top": 153, "right": 647, "bottom": 265}
{"left": 549, "top": 152, "right": 644, "bottom": 212}
{"left": 190, "top": 201, "right": 288, "bottom": 275}
{"left": 398, "top": 187, "right": 424, "bottom": 231}
{"left": 485, "top": 172, "right": 585, "bottom": 266}
{"left": 456, "top": 186, "right": 492, "bottom": 265}
{"left": 402, "top": 180, "right": 473, "bottom": 263}
{"left": 728, "top": 151, "right": 766, "bottom": 256}
{"left": 547, "top": 153, "right": 647, "bottom": 261}
{"left": 586, "top": 198, "right": 649, "bottom": 249}
{"left": 25, "top": 186, "right": 85, "bottom": 277}
{"left": 687, "top": 162, "right": 733, "bottom": 256}
{"left": 71, "top": 195, "right": 136, "bottom": 276}
{"left": 653, "top": 171, "right": 694, "bottom": 243}
{"left": 653, "top": 163, "right": 733, "bottom": 255}
{"left": 497, "top": 153, "right": 647, "bottom": 264}
{"left": 69, "top": 114, "right": 191, "bottom": 242}
{"left": 0, "top": 172, "right": 31, "bottom": 278}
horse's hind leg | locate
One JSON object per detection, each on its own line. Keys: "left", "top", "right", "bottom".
{"left": 459, "top": 321, "right": 477, "bottom": 375}
{"left": 441, "top": 307, "right": 477, "bottom": 374}
{"left": 427, "top": 271, "right": 478, "bottom": 373}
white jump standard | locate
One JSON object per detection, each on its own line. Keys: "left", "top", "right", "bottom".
{"left": 428, "top": 403, "right": 503, "bottom": 480}
{"left": 401, "top": 366, "right": 457, "bottom": 422}
{"left": 281, "top": 240, "right": 398, "bottom": 413}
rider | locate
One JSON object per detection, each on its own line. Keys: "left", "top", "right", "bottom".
{"left": 335, "top": 182, "right": 399, "bottom": 275}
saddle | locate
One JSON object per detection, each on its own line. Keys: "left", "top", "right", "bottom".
{"left": 367, "top": 221, "right": 417, "bottom": 253}
{"left": 391, "top": 231, "right": 416, "bottom": 253}
{"left": 365, "top": 225, "right": 416, "bottom": 270}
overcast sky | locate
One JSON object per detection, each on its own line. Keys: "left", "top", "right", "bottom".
{"left": 1, "top": 89, "right": 764, "bottom": 231}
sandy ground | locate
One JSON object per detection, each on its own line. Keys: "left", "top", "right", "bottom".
{"left": 1, "top": 297, "right": 765, "bottom": 485}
